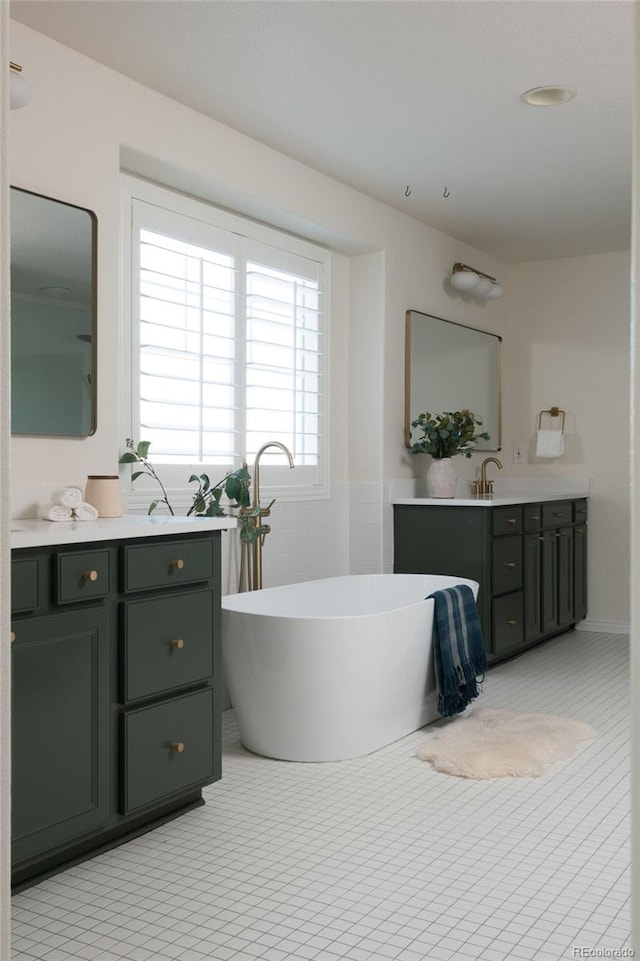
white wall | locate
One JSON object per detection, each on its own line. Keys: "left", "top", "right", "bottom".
{"left": 8, "top": 20, "right": 507, "bottom": 591}
{"left": 6, "top": 19, "right": 630, "bottom": 612}
{"left": 6, "top": 20, "right": 631, "bottom": 616}
{"left": 505, "top": 252, "right": 631, "bottom": 631}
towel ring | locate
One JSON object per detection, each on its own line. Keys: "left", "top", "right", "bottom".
{"left": 537, "top": 407, "right": 565, "bottom": 432}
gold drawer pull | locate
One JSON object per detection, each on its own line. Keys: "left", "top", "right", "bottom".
{"left": 170, "top": 741, "right": 185, "bottom": 753}
{"left": 506, "top": 518, "right": 517, "bottom": 525}
{"left": 507, "top": 618, "right": 517, "bottom": 625}
{"left": 538, "top": 536, "right": 545, "bottom": 541}
{"left": 171, "top": 559, "right": 185, "bottom": 570}
{"left": 529, "top": 515, "right": 540, "bottom": 521}
{"left": 10, "top": 632, "right": 15, "bottom": 643}
{"left": 576, "top": 528, "right": 584, "bottom": 534}
{"left": 553, "top": 511, "right": 565, "bottom": 518}
{"left": 170, "top": 638, "right": 185, "bottom": 650}
{"left": 83, "top": 569, "right": 99, "bottom": 582}
{"left": 503, "top": 562, "right": 516, "bottom": 569}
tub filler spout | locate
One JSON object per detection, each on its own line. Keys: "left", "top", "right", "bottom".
{"left": 239, "top": 441, "right": 294, "bottom": 592}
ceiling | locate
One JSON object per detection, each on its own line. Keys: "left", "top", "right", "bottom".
{"left": 10, "top": 0, "right": 636, "bottom": 264}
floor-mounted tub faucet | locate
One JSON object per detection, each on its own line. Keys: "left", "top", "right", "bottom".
{"left": 239, "top": 441, "right": 294, "bottom": 591}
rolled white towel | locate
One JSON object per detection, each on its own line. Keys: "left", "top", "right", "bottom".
{"left": 72, "top": 501, "right": 99, "bottom": 521}
{"left": 51, "top": 487, "right": 83, "bottom": 508}
{"left": 39, "top": 502, "right": 74, "bottom": 522}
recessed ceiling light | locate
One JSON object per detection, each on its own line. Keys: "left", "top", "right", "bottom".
{"left": 521, "top": 85, "right": 577, "bottom": 106}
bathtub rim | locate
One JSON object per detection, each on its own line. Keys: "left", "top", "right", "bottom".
{"left": 221, "top": 572, "right": 479, "bottom": 620}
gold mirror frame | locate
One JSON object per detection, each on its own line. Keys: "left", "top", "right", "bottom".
{"left": 404, "top": 309, "right": 502, "bottom": 451}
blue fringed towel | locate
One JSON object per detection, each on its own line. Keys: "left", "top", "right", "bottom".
{"left": 428, "top": 585, "right": 487, "bottom": 717}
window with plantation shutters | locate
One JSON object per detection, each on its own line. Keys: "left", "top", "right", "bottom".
{"left": 122, "top": 179, "right": 328, "bottom": 502}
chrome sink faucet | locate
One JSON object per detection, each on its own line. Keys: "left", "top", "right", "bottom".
{"left": 472, "top": 456, "right": 503, "bottom": 498}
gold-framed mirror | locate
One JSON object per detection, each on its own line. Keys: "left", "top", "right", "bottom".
{"left": 10, "top": 186, "right": 97, "bottom": 436}
{"left": 405, "top": 310, "right": 502, "bottom": 451}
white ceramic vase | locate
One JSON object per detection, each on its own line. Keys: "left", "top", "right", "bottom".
{"left": 427, "top": 457, "right": 457, "bottom": 498}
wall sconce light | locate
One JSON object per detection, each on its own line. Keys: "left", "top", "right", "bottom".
{"left": 10, "top": 62, "right": 30, "bottom": 110}
{"left": 450, "top": 262, "right": 503, "bottom": 300}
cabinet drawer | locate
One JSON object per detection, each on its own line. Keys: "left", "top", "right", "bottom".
{"left": 574, "top": 499, "right": 588, "bottom": 523}
{"left": 492, "top": 536, "right": 522, "bottom": 595}
{"left": 11, "top": 558, "right": 40, "bottom": 613}
{"left": 121, "top": 688, "right": 215, "bottom": 814}
{"left": 492, "top": 592, "right": 524, "bottom": 655}
{"left": 56, "top": 550, "right": 111, "bottom": 604}
{"left": 123, "top": 589, "right": 214, "bottom": 702}
{"left": 492, "top": 507, "right": 522, "bottom": 536}
{"left": 523, "top": 506, "right": 542, "bottom": 532}
{"left": 124, "top": 539, "right": 214, "bottom": 593}
{"left": 541, "top": 501, "right": 572, "bottom": 528}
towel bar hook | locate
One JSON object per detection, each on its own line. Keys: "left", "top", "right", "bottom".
{"left": 537, "top": 407, "right": 566, "bottom": 432}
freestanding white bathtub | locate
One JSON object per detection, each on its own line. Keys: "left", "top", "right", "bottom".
{"left": 221, "top": 573, "right": 479, "bottom": 762}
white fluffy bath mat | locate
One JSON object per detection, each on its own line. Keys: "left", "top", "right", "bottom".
{"left": 417, "top": 707, "right": 598, "bottom": 779}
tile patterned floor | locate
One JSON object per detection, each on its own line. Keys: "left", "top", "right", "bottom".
{"left": 11, "top": 630, "right": 631, "bottom": 961}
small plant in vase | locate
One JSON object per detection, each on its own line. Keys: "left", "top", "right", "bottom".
{"left": 410, "top": 410, "right": 489, "bottom": 498}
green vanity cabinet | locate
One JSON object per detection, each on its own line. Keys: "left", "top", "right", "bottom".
{"left": 10, "top": 529, "right": 223, "bottom": 890}
{"left": 393, "top": 497, "right": 588, "bottom": 662}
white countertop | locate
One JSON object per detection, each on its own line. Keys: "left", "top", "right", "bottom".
{"left": 10, "top": 514, "right": 237, "bottom": 550}
{"left": 393, "top": 490, "right": 588, "bottom": 507}
{"left": 392, "top": 474, "right": 590, "bottom": 507}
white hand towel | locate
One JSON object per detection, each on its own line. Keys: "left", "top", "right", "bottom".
{"left": 536, "top": 429, "right": 565, "bottom": 458}
{"left": 39, "top": 502, "right": 74, "bottom": 522}
{"left": 72, "top": 501, "right": 99, "bottom": 521}
{"left": 51, "top": 487, "right": 83, "bottom": 508}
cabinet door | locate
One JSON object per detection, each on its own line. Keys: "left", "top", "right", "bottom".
{"left": 492, "top": 593, "right": 524, "bottom": 656}
{"left": 540, "top": 532, "right": 558, "bottom": 634}
{"left": 523, "top": 533, "right": 542, "bottom": 642}
{"left": 556, "top": 526, "right": 574, "bottom": 627}
{"left": 11, "top": 609, "right": 111, "bottom": 865}
{"left": 491, "top": 535, "right": 523, "bottom": 596}
{"left": 574, "top": 524, "right": 588, "bottom": 622}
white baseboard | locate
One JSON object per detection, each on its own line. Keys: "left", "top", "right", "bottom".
{"left": 576, "top": 618, "right": 630, "bottom": 635}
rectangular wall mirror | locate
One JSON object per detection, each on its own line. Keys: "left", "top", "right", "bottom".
{"left": 11, "top": 186, "right": 97, "bottom": 436}
{"left": 405, "top": 310, "right": 502, "bottom": 451}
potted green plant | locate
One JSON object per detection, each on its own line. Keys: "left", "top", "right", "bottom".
{"left": 119, "top": 439, "right": 261, "bottom": 542}
{"left": 410, "top": 410, "right": 489, "bottom": 497}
